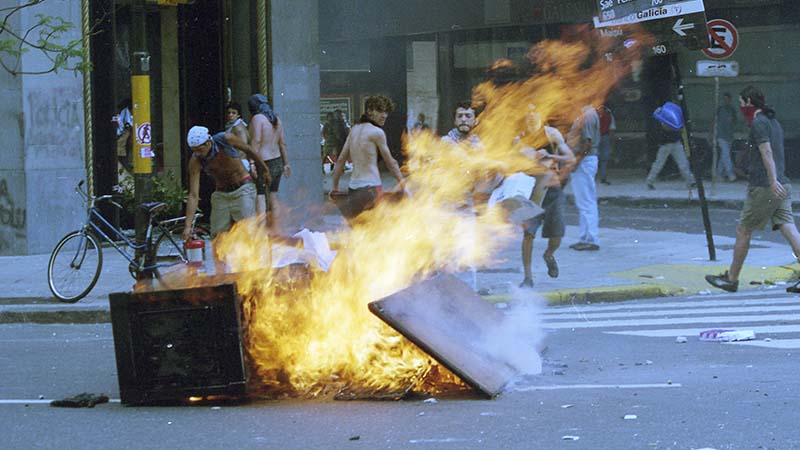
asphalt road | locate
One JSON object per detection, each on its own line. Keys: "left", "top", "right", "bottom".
{"left": 2, "top": 287, "right": 798, "bottom": 449}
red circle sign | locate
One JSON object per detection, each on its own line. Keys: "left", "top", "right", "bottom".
{"left": 701, "top": 19, "right": 738, "bottom": 60}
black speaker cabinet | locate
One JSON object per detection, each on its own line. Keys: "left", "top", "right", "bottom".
{"left": 109, "top": 283, "right": 247, "bottom": 405}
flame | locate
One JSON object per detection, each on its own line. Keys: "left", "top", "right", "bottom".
{"left": 156, "top": 27, "right": 651, "bottom": 398}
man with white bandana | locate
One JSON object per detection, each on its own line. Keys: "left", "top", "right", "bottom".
{"left": 183, "top": 126, "right": 270, "bottom": 240}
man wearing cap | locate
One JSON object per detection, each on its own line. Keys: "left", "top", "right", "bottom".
{"left": 182, "top": 125, "right": 271, "bottom": 240}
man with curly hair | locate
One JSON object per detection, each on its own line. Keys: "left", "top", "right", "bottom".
{"left": 330, "top": 95, "right": 404, "bottom": 221}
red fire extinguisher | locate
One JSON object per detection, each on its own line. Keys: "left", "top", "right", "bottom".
{"left": 185, "top": 238, "right": 205, "bottom": 266}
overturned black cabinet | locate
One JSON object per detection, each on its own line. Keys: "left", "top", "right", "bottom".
{"left": 109, "top": 283, "right": 247, "bottom": 405}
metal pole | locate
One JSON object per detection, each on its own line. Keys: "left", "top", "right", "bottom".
{"left": 672, "top": 54, "right": 716, "bottom": 261}
{"left": 710, "top": 76, "right": 720, "bottom": 186}
{"left": 131, "top": 1, "right": 153, "bottom": 272}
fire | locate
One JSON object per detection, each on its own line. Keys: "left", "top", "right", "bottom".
{"left": 162, "top": 26, "right": 651, "bottom": 398}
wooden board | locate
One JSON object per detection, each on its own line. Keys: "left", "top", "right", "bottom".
{"left": 368, "top": 273, "right": 520, "bottom": 398}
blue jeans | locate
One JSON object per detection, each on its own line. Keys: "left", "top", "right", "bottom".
{"left": 716, "top": 138, "right": 735, "bottom": 180}
{"left": 572, "top": 155, "right": 599, "bottom": 245}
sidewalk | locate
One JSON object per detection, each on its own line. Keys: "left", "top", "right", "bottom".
{"left": 2, "top": 172, "right": 798, "bottom": 324}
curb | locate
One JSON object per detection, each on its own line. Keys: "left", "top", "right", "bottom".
{"left": 0, "top": 310, "right": 110, "bottom": 324}
{"left": 485, "top": 283, "right": 685, "bottom": 306}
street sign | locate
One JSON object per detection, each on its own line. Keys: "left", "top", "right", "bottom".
{"left": 597, "top": 0, "right": 691, "bottom": 24}
{"left": 594, "top": 0, "right": 705, "bottom": 28}
{"left": 696, "top": 59, "right": 739, "bottom": 77}
{"left": 701, "top": 19, "right": 738, "bottom": 59}
{"left": 594, "top": 0, "right": 709, "bottom": 54}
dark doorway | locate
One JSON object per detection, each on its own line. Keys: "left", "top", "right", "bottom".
{"left": 178, "top": 2, "right": 224, "bottom": 218}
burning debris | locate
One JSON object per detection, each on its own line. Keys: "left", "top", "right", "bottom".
{"left": 119, "top": 27, "right": 651, "bottom": 402}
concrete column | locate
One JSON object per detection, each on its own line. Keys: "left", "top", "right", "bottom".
{"left": 160, "top": 8, "right": 181, "bottom": 179}
{"left": 1, "top": 1, "right": 85, "bottom": 255}
{"left": 269, "top": 0, "right": 323, "bottom": 230}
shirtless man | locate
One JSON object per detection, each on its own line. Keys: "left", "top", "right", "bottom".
{"left": 248, "top": 93, "right": 290, "bottom": 215}
{"left": 516, "top": 109, "right": 575, "bottom": 288}
{"left": 330, "top": 95, "right": 404, "bottom": 221}
{"left": 182, "top": 126, "right": 270, "bottom": 240}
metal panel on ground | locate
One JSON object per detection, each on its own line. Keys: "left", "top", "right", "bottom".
{"left": 368, "top": 273, "right": 519, "bottom": 398}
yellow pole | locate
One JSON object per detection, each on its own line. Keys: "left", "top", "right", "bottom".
{"left": 131, "top": 74, "right": 152, "bottom": 175}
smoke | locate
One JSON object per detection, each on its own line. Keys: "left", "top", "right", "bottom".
{"left": 478, "top": 289, "right": 546, "bottom": 378}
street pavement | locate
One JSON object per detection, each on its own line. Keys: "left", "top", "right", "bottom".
{"left": 2, "top": 171, "right": 799, "bottom": 324}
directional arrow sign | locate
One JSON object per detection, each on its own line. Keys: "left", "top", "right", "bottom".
{"left": 672, "top": 17, "right": 694, "bottom": 36}
{"left": 594, "top": 0, "right": 706, "bottom": 28}
{"left": 595, "top": 11, "right": 710, "bottom": 55}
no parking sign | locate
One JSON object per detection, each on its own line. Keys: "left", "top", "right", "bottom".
{"left": 701, "top": 19, "right": 738, "bottom": 60}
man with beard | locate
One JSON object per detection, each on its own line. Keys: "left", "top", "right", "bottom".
{"left": 442, "top": 101, "right": 479, "bottom": 145}
{"left": 330, "top": 95, "right": 404, "bottom": 221}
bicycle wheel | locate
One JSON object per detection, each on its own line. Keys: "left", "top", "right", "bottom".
{"left": 48, "top": 231, "right": 103, "bottom": 303}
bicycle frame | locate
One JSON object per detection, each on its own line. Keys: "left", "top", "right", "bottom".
{"left": 73, "top": 182, "right": 200, "bottom": 274}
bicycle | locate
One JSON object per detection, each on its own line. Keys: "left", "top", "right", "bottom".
{"left": 47, "top": 180, "right": 210, "bottom": 303}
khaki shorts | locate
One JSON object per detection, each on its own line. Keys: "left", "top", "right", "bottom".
{"left": 739, "top": 184, "right": 795, "bottom": 231}
{"left": 210, "top": 182, "right": 257, "bottom": 237}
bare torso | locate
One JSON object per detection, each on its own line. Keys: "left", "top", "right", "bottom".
{"left": 251, "top": 115, "right": 282, "bottom": 160}
{"left": 347, "top": 123, "right": 382, "bottom": 188}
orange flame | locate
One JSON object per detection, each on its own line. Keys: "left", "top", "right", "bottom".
{"left": 160, "top": 27, "right": 651, "bottom": 398}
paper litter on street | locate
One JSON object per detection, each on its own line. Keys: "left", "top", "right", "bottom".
{"left": 270, "top": 228, "right": 338, "bottom": 272}
{"left": 699, "top": 329, "right": 756, "bottom": 342}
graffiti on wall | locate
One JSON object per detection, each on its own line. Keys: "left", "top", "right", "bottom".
{"left": 0, "top": 178, "right": 26, "bottom": 252}
{"left": 26, "top": 87, "right": 83, "bottom": 157}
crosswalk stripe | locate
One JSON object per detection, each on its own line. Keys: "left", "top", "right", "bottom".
{"left": 545, "top": 304, "right": 800, "bottom": 321}
{"left": 544, "top": 313, "right": 800, "bottom": 329}
{"left": 728, "top": 338, "right": 800, "bottom": 349}
{"left": 607, "top": 324, "right": 800, "bottom": 337}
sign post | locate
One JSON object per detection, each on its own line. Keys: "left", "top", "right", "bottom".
{"left": 594, "top": 0, "right": 716, "bottom": 261}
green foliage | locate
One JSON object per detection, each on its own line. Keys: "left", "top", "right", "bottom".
{"left": 0, "top": 5, "right": 92, "bottom": 76}
{"left": 117, "top": 171, "right": 187, "bottom": 222}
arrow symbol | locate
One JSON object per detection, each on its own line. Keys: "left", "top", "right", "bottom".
{"left": 672, "top": 18, "right": 695, "bottom": 36}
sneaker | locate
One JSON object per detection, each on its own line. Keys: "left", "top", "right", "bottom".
{"left": 543, "top": 253, "right": 559, "bottom": 278}
{"left": 570, "top": 242, "right": 600, "bottom": 251}
{"left": 786, "top": 281, "right": 800, "bottom": 294}
{"left": 519, "top": 277, "right": 534, "bottom": 289}
{"left": 705, "top": 271, "right": 738, "bottom": 292}
{"left": 647, "top": 182, "right": 655, "bottom": 190}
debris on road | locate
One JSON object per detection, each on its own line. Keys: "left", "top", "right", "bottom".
{"left": 675, "top": 336, "right": 688, "bottom": 343}
{"left": 623, "top": 414, "right": 637, "bottom": 420}
{"left": 699, "top": 329, "right": 756, "bottom": 342}
{"left": 423, "top": 398, "right": 438, "bottom": 404}
{"left": 50, "top": 393, "right": 109, "bottom": 408}
{"left": 561, "top": 435, "right": 580, "bottom": 441}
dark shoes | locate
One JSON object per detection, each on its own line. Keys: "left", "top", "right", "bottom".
{"left": 786, "top": 281, "right": 800, "bottom": 294}
{"left": 543, "top": 253, "right": 559, "bottom": 278}
{"left": 569, "top": 242, "right": 600, "bottom": 251}
{"left": 705, "top": 271, "right": 738, "bottom": 292}
{"left": 519, "top": 277, "right": 534, "bottom": 289}
{"left": 600, "top": 179, "right": 611, "bottom": 185}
